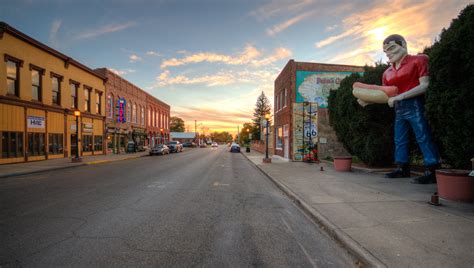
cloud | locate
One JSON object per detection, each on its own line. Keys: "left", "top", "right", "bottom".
{"left": 146, "top": 51, "right": 162, "bottom": 57}
{"left": 160, "top": 45, "right": 291, "bottom": 69}
{"left": 266, "top": 10, "right": 314, "bottom": 36}
{"left": 160, "top": 44, "right": 261, "bottom": 69}
{"left": 250, "top": 0, "right": 314, "bottom": 20}
{"left": 129, "top": 54, "right": 142, "bottom": 63}
{"left": 108, "top": 68, "right": 136, "bottom": 76}
{"left": 49, "top": 19, "right": 62, "bottom": 48}
{"left": 75, "top": 21, "right": 136, "bottom": 40}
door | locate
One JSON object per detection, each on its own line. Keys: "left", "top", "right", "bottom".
{"left": 284, "top": 137, "right": 289, "bottom": 159}
{"left": 70, "top": 134, "right": 77, "bottom": 157}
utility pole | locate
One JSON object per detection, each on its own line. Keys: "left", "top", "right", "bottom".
{"left": 195, "top": 120, "right": 197, "bottom": 143}
{"left": 237, "top": 125, "right": 240, "bottom": 144}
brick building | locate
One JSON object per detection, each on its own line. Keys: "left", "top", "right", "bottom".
{"left": 95, "top": 68, "right": 148, "bottom": 153}
{"left": 273, "top": 60, "right": 364, "bottom": 161}
{"left": 1, "top": 22, "right": 106, "bottom": 164}
{"left": 146, "top": 93, "right": 170, "bottom": 147}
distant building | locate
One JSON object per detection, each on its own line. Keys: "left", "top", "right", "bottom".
{"left": 0, "top": 22, "right": 106, "bottom": 164}
{"left": 95, "top": 68, "right": 147, "bottom": 153}
{"left": 170, "top": 132, "right": 196, "bottom": 143}
{"left": 273, "top": 60, "right": 364, "bottom": 161}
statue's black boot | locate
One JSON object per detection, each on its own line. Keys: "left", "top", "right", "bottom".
{"left": 385, "top": 163, "right": 411, "bottom": 178}
{"left": 411, "top": 165, "right": 438, "bottom": 184}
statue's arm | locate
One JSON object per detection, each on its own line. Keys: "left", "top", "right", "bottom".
{"left": 388, "top": 76, "right": 429, "bottom": 107}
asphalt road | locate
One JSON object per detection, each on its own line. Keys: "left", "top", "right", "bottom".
{"left": 0, "top": 146, "right": 356, "bottom": 267}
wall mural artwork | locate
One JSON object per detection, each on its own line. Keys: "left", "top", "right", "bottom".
{"left": 292, "top": 102, "right": 318, "bottom": 161}
{"left": 296, "top": 71, "right": 362, "bottom": 108}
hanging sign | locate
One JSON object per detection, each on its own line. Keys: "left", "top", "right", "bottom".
{"left": 82, "top": 123, "right": 93, "bottom": 133}
{"left": 27, "top": 116, "right": 45, "bottom": 129}
{"left": 117, "top": 98, "right": 126, "bottom": 123}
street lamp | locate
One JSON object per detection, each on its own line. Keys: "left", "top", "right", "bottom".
{"left": 263, "top": 113, "right": 271, "bottom": 163}
{"left": 72, "top": 110, "right": 82, "bottom": 162}
{"left": 160, "top": 128, "right": 164, "bottom": 144}
{"left": 246, "top": 128, "right": 250, "bottom": 153}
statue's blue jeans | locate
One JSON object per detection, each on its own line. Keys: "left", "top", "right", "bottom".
{"left": 394, "top": 97, "right": 439, "bottom": 166}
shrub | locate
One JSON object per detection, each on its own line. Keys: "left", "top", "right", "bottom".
{"left": 425, "top": 4, "right": 474, "bottom": 169}
{"left": 328, "top": 64, "right": 395, "bottom": 167}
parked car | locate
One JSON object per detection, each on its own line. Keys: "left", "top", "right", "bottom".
{"left": 167, "top": 141, "right": 183, "bottom": 153}
{"left": 199, "top": 143, "right": 207, "bottom": 148}
{"left": 229, "top": 143, "right": 240, "bottom": 153}
{"left": 211, "top": 142, "right": 218, "bottom": 147}
{"left": 149, "top": 144, "right": 170, "bottom": 155}
{"left": 182, "top": 142, "right": 197, "bottom": 147}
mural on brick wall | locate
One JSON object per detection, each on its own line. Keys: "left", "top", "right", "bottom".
{"left": 296, "top": 71, "right": 362, "bottom": 108}
{"left": 292, "top": 102, "right": 318, "bottom": 161}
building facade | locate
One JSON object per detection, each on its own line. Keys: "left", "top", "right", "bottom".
{"left": 0, "top": 22, "right": 106, "bottom": 164}
{"left": 95, "top": 68, "right": 147, "bottom": 153}
{"left": 273, "top": 60, "right": 364, "bottom": 161}
{"left": 146, "top": 93, "right": 170, "bottom": 147}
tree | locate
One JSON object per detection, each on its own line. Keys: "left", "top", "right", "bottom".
{"left": 170, "top": 116, "right": 185, "bottom": 132}
{"left": 238, "top": 123, "right": 254, "bottom": 145}
{"left": 252, "top": 92, "right": 272, "bottom": 140}
{"left": 424, "top": 4, "right": 474, "bottom": 169}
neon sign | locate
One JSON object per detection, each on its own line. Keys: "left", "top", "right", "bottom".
{"left": 117, "top": 98, "right": 126, "bottom": 123}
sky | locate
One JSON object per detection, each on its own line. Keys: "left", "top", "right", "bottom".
{"left": 1, "top": 0, "right": 471, "bottom": 134}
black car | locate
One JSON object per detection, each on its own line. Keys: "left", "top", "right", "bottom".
{"left": 229, "top": 143, "right": 240, "bottom": 153}
{"left": 182, "top": 142, "right": 196, "bottom": 147}
{"left": 167, "top": 141, "right": 183, "bottom": 153}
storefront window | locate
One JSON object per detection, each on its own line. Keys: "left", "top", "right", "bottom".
{"left": 48, "top": 133, "right": 63, "bottom": 154}
{"left": 28, "top": 133, "right": 45, "bottom": 156}
{"left": 82, "top": 135, "right": 93, "bottom": 152}
{"left": 276, "top": 127, "right": 283, "bottom": 150}
{"left": 94, "top": 136, "right": 103, "bottom": 151}
{"left": 1, "top": 132, "right": 23, "bottom": 158}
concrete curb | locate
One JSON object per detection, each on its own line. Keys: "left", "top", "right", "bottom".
{"left": 321, "top": 160, "right": 424, "bottom": 176}
{"left": 0, "top": 154, "right": 146, "bottom": 179}
{"left": 241, "top": 152, "right": 387, "bottom": 268}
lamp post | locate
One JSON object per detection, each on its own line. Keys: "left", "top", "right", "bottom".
{"left": 263, "top": 113, "right": 271, "bottom": 163}
{"left": 246, "top": 128, "right": 250, "bottom": 153}
{"left": 72, "top": 110, "right": 82, "bottom": 162}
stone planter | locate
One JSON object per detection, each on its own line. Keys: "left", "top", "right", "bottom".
{"left": 334, "top": 156, "right": 352, "bottom": 172}
{"left": 436, "top": 169, "right": 474, "bottom": 202}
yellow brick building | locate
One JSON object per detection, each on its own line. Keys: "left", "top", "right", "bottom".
{"left": 0, "top": 22, "right": 106, "bottom": 164}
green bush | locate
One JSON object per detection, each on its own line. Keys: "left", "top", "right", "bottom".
{"left": 328, "top": 64, "right": 395, "bottom": 167}
{"left": 425, "top": 4, "right": 474, "bottom": 169}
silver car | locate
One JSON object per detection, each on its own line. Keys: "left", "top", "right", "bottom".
{"left": 149, "top": 144, "right": 170, "bottom": 156}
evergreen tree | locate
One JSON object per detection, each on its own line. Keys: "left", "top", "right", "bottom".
{"left": 252, "top": 92, "right": 272, "bottom": 140}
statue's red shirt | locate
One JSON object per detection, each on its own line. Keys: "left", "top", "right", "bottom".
{"left": 382, "top": 54, "right": 429, "bottom": 95}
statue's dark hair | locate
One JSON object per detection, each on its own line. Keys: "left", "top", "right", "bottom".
{"left": 383, "top": 34, "right": 406, "bottom": 48}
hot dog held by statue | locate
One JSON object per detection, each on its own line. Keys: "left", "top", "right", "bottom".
{"left": 352, "top": 82, "right": 398, "bottom": 105}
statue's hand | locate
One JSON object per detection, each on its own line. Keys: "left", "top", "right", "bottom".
{"left": 357, "top": 99, "right": 369, "bottom": 107}
{"left": 388, "top": 96, "right": 398, "bottom": 107}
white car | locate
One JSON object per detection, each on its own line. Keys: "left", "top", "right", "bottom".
{"left": 211, "top": 142, "right": 218, "bottom": 147}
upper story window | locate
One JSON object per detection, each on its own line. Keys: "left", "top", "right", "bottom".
{"left": 284, "top": 88, "right": 287, "bottom": 107}
{"left": 70, "top": 82, "right": 79, "bottom": 109}
{"left": 6, "top": 60, "right": 19, "bottom": 97}
{"left": 133, "top": 103, "right": 137, "bottom": 123}
{"left": 31, "top": 67, "right": 44, "bottom": 102}
{"left": 51, "top": 73, "right": 62, "bottom": 106}
{"left": 127, "top": 102, "right": 131, "bottom": 123}
{"left": 5, "top": 55, "right": 23, "bottom": 97}
{"left": 141, "top": 107, "right": 145, "bottom": 126}
{"left": 95, "top": 91, "right": 102, "bottom": 114}
{"left": 107, "top": 94, "right": 113, "bottom": 118}
{"left": 279, "top": 91, "right": 283, "bottom": 110}
{"left": 84, "top": 87, "right": 91, "bottom": 112}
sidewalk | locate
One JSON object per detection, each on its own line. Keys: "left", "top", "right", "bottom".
{"left": 0, "top": 152, "right": 148, "bottom": 178}
{"left": 243, "top": 150, "right": 474, "bottom": 267}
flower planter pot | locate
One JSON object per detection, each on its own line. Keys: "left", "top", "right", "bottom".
{"left": 436, "top": 169, "right": 474, "bottom": 202}
{"left": 334, "top": 156, "right": 352, "bottom": 172}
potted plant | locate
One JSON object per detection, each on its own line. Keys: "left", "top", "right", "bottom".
{"left": 334, "top": 156, "right": 353, "bottom": 172}
{"left": 435, "top": 159, "right": 474, "bottom": 202}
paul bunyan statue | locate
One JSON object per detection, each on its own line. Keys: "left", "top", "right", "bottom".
{"left": 353, "top": 34, "right": 439, "bottom": 184}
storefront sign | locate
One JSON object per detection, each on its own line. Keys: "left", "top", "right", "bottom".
{"left": 117, "top": 98, "right": 126, "bottom": 123}
{"left": 296, "top": 71, "right": 363, "bottom": 108}
{"left": 82, "top": 123, "right": 93, "bottom": 133}
{"left": 27, "top": 116, "right": 45, "bottom": 129}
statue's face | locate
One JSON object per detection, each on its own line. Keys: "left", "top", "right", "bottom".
{"left": 383, "top": 41, "right": 407, "bottom": 64}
